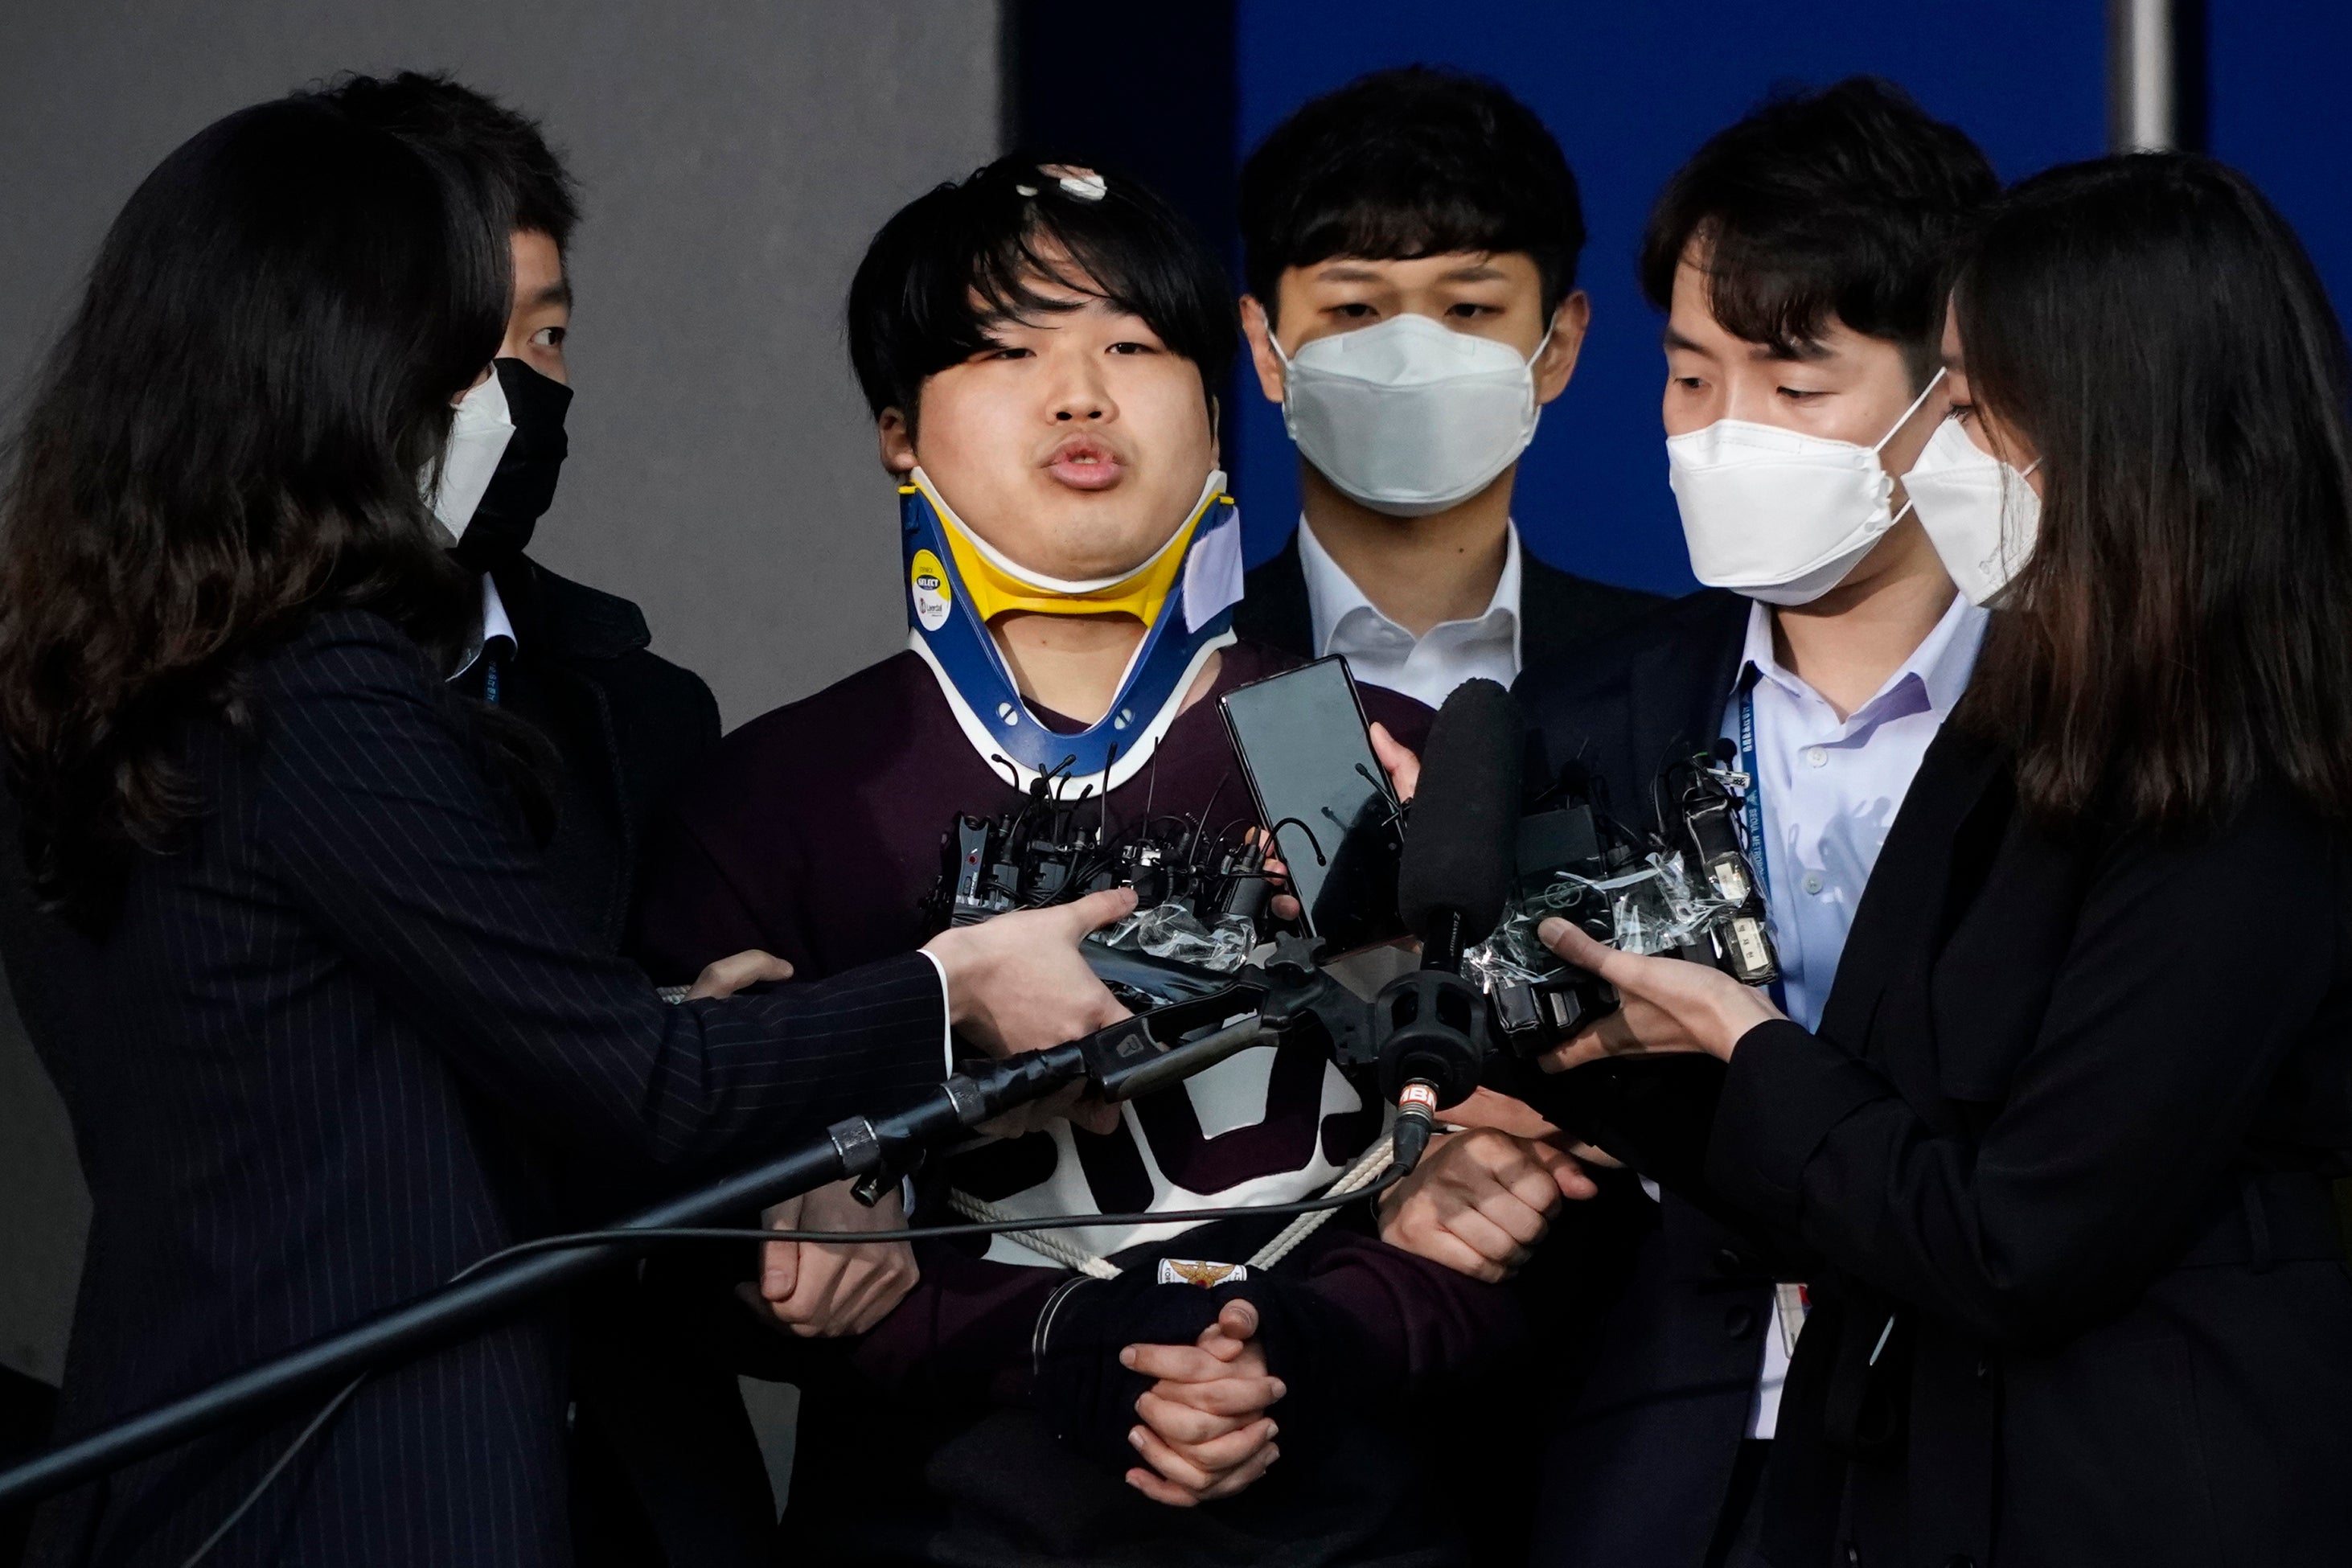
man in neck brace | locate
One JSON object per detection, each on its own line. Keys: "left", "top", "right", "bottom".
{"left": 630, "top": 158, "right": 1545, "bottom": 1567}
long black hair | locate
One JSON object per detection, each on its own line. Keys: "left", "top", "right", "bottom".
{"left": 0, "top": 94, "right": 511, "bottom": 926}
{"left": 1954, "top": 153, "right": 2352, "bottom": 831}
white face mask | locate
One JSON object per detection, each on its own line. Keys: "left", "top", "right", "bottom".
{"left": 1667, "top": 368, "right": 1947, "bottom": 606}
{"left": 1903, "top": 415, "right": 2042, "bottom": 607}
{"left": 1274, "top": 312, "right": 1549, "bottom": 517}
{"left": 425, "top": 371, "right": 515, "bottom": 544}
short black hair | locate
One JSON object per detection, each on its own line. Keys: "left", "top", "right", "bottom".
{"left": 1238, "top": 67, "right": 1585, "bottom": 324}
{"left": 1640, "top": 77, "right": 1997, "bottom": 384}
{"left": 322, "top": 72, "right": 581, "bottom": 252}
{"left": 846, "top": 154, "right": 1236, "bottom": 427}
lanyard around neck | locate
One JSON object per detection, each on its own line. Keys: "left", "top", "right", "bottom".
{"left": 1737, "top": 683, "right": 1771, "bottom": 903}
{"left": 1736, "top": 683, "right": 1790, "bottom": 1015}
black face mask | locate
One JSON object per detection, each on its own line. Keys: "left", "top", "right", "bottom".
{"left": 454, "top": 357, "right": 573, "bottom": 572}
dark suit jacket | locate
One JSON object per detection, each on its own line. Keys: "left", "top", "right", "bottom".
{"left": 486, "top": 555, "right": 721, "bottom": 953}
{"left": 1513, "top": 589, "right": 1784, "bottom": 1568}
{"left": 474, "top": 558, "right": 783, "bottom": 1567}
{"left": 1520, "top": 600, "right": 2352, "bottom": 1565}
{"left": 1232, "top": 532, "right": 1664, "bottom": 677}
{"left": 1708, "top": 728, "right": 2352, "bottom": 1568}
{"left": 16, "top": 610, "right": 948, "bottom": 1568}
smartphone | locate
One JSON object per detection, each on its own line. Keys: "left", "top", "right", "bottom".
{"left": 1219, "top": 658, "right": 1404, "bottom": 953}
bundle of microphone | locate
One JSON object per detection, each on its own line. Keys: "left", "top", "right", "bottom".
{"left": 0, "top": 673, "right": 1774, "bottom": 1525}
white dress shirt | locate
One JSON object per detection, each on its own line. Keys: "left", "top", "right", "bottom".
{"left": 1718, "top": 589, "right": 1989, "bottom": 1439}
{"left": 448, "top": 573, "right": 518, "bottom": 683}
{"left": 1296, "top": 515, "right": 1523, "bottom": 708}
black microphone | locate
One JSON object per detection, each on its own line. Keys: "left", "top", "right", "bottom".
{"left": 1380, "top": 679, "right": 1525, "bottom": 1168}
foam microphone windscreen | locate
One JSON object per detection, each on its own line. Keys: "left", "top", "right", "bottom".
{"left": 1397, "top": 678, "right": 1525, "bottom": 946}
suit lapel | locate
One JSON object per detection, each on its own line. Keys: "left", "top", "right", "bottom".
{"left": 1518, "top": 556, "right": 1575, "bottom": 672}
{"left": 1623, "top": 593, "right": 1750, "bottom": 832}
{"left": 1233, "top": 536, "right": 1314, "bottom": 659}
{"left": 1816, "top": 726, "right": 2009, "bottom": 1108}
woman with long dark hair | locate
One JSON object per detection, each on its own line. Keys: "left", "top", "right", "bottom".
{"left": 1544, "top": 154, "right": 2352, "bottom": 1566}
{"left": 0, "top": 95, "right": 1127, "bottom": 1566}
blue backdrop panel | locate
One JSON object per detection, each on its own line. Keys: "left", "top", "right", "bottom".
{"left": 1231, "top": 0, "right": 2107, "bottom": 593}
{"left": 2207, "top": 2, "right": 2352, "bottom": 335}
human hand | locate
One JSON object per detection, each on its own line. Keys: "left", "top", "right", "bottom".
{"left": 686, "top": 948, "right": 794, "bottom": 999}
{"left": 1367, "top": 721, "right": 1421, "bottom": 803}
{"left": 741, "top": 1177, "right": 917, "bottom": 1338}
{"left": 1269, "top": 721, "right": 1422, "bottom": 921}
{"left": 921, "top": 888, "right": 1135, "bottom": 1059}
{"left": 1536, "top": 917, "right": 1783, "bottom": 1069}
{"left": 1377, "top": 1127, "right": 1595, "bottom": 1281}
{"left": 1119, "top": 1298, "right": 1284, "bottom": 1506}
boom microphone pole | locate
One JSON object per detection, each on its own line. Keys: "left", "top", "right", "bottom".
{"left": 0, "top": 1011, "right": 1272, "bottom": 1516}
{"left": 2, "top": 681, "right": 1554, "bottom": 1517}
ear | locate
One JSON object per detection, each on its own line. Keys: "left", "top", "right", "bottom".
{"left": 1533, "top": 291, "right": 1591, "bottom": 406}
{"left": 876, "top": 408, "right": 917, "bottom": 475}
{"left": 1206, "top": 392, "right": 1222, "bottom": 470}
{"left": 1239, "top": 297, "right": 1288, "bottom": 406}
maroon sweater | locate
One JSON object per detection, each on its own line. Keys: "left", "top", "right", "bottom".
{"left": 631, "top": 642, "right": 1517, "bottom": 1562}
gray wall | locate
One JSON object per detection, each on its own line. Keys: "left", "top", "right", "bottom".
{"left": 0, "top": 0, "right": 1002, "bottom": 1386}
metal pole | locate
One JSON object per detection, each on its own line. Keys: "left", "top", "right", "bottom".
{"left": 2110, "top": 0, "right": 2207, "bottom": 154}
{"left": 0, "top": 1040, "right": 1094, "bottom": 1514}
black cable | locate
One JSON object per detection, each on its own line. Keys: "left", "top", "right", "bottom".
{"left": 462, "top": 1161, "right": 1407, "bottom": 1272}
{"left": 179, "top": 1162, "right": 1407, "bottom": 1561}
{"left": 179, "top": 1377, "right": 365, "bottom": 1568}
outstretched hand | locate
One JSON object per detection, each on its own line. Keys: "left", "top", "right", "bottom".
{"left": 685, "top": 948, "right": 794, "bottom": 999}
{"left": 1120, "top": 1298, "right": 1284, "bottom": 1506}
{"left": 922, "top": 886, "right": 1135, "bottom": 1058}
{"left": 1535, "top": 917, "right": 1783, "bottom": 1071}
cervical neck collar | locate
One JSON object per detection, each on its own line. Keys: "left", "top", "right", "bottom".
{"left": 901, "top": 466, "right": 1243, "bottom": 790}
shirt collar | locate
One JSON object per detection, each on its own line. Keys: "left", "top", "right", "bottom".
{"left": 1295, "top": 513, "right": 1524, "bottom": 661}
{"left": 449, "top": 573, "right": 519, "bottom": 682}
{"left": 1733, "top": 590, "right": 1987, "bottom": 725}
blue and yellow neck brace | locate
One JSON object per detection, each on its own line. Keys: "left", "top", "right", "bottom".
{"left": 901, "top": 466, "right": 1243, "bottom": 790}
{"left": 934, "top": 481, "right": 1211, "bottom": 626}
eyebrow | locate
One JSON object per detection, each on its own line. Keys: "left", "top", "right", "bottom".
{"left": 529, "top": 278, "right": 572, "bottom": 310}
{"left": 1663, "top": 326, "right": 1710, "bottom": 355}
{"left": 1755, "top": 337, "right": 1833, "bottom": 364}
{"left": 1313, "top": 260, "right": 1513, "bottom": 286}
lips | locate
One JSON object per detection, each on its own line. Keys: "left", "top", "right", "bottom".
{"left": 1044, "top": 433, "right": 1125, "bottom": 491}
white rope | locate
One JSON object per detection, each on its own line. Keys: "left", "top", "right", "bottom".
{"left": 944, "top": 1188, "right": 1123, "bottom": 1279}
{"left": 1246, "top": 1134, "right": 1396, "bottom": 1270}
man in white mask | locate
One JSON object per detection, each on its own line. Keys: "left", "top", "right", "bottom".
{"left": 1365, "top": 80, "right": 2003, "bottom": 1568}
{"left": 1231, "top": 68, "right": 1660, "bottom": 709}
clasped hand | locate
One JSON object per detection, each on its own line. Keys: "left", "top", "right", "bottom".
{"left": 1121, "top": 1299, "right": 1284, "bottom": 1506}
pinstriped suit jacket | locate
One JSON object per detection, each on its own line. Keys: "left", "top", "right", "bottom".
{"left": 21, "top": 610, "right": 946, "bottom": 1567}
